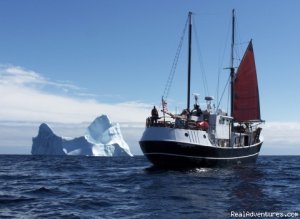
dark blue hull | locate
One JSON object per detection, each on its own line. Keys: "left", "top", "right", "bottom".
{"left": 139, "top": 140, "right": 262, "bottom": 168}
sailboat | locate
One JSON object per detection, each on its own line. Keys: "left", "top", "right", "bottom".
{"left": 139, "top": 10, "right": 264, "bottom": 168}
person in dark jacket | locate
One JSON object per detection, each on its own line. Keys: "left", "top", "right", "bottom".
{"left": 151, "top": 106, "right": 159, "bottom": 125}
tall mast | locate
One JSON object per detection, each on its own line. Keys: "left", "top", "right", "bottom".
{"left": 187, "top": 11, "right": 192, "bottom": 113}
{"left": 230, "top": 9, "right": 235, "bottom": 118}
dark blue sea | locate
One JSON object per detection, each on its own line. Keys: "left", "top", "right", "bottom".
{"left": 0, "top": 155, "right": 299, "bottom": 219}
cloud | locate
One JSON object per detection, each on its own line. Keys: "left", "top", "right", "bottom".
{"left": 0, "top": 65, "right": 80, "bottom": 90}
{"left": 263, "top": 122, "right": 300, "bottom": 145}
{"left": 0, "top": 65, "right": 150, "bottom": 123}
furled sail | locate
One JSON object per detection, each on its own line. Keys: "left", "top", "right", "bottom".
{"left": 233, "top": 40, "right": 261, "bottom": 122}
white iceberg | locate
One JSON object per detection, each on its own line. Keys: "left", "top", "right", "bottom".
{"left": 31, "top": 115, "right": 133, "bottom": 156}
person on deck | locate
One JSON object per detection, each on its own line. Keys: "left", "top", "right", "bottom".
{"left": 191, "top": 104, "right": 202, "bottom": 116}
{"left": 151, "top": 106, "right": 159, "bottom": 125}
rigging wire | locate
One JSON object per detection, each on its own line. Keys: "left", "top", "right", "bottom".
{"left": 216, "top": 16, "right": 231, "bottom": 110}
{"left": 234, "top": 16, "right": 242, "bottom": 66}
{"left": 162, "top": 16, "right": 189, "bottom": 101}
{"left": 192, "top": 16, "right": 209, "bottom": 97}
{"left": 233, "top": 16, "right": 250, "bottom": 70}
{"left": 216, "top": 74, "right": 230, "bottom": 111}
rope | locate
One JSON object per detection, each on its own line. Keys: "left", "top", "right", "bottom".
{"left": 162, "top": 16, "right": 189, "bottom": 100}
{"left": 216, "top": 75, "right": 230, "bottom": 111}
{"left": 193, "top": 17, "right": 209, "bottom": 97}
{"left": 215, "top": 16, "right": 230, "bottom": 109}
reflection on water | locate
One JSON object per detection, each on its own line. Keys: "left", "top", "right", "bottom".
{"left": 227, "top": 165, "right": 280, "bottom": 212}
{"left": 143, "top": 157, "right": 300, "bottom": 217}
{"left": 227, "top": 158, "right": 300, "bottom": 213}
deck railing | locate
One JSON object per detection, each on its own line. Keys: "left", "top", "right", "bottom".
{"left": 145, "top": 116, "right": 209, "bottom": 131}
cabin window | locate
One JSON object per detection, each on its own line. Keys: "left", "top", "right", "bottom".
{"left": 219, "top": 119, "right": 224, "bottom": 125}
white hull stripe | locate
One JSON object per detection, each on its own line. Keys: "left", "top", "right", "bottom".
{"left": 141, "top": 140, "right": 263, "bottom": 149}
{"left": 144, "top": 152, "right": 260, "bottom": 160}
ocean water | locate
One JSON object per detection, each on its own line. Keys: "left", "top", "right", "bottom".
{"left": 0, "top": 155, "right": 299, "bottom": 218}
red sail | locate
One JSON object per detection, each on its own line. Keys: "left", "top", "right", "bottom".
{"left": 233, "top": 40, "right": 261, "bottom": 122}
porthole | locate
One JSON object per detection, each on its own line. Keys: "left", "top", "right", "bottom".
{"left": 203, "top": 135, "right": 206, "bottom": 138}
{"left": 185, "top": 133, "right": 189, "bottom": 137}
